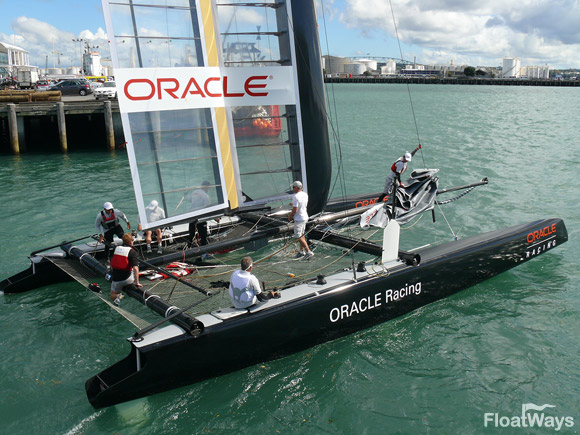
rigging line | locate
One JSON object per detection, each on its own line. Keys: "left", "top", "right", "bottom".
{"left": 435, "top": 200, "right": 458, "bottom": 240}
{"left": 280, "top": 2, "right": 346, "bottom": 211}
{"left": 319, "top": 0, "right": 357, "bottom": 275}
{"left": 185, "top": 238, "right": 294, "bottom": 280}
{"left": 268, "top": 236, "right": 367, "bottom": 285}
{"left": 164, "top": 1, "right": 172, "bottom": 66}
{"left": 265, "top": 1, "right": 273, "bottom": 63}
{"left": 399, "top": 213, "right": 423, "bottom": 229}
{"left": 388, "top": 0, "right": 426, "bottom": 168}
{"left": 317, "top": 0, "right": 348, "bottom": 210}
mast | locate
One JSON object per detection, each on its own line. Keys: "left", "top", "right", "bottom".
{"left": 290, "top": 0, "right": 331, "bottom": 215}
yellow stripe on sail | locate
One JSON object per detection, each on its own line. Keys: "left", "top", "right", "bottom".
{"left": 200, "top": 0, "right": 239, "bottom": 209}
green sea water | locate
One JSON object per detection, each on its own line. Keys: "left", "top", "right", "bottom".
{"left": 1, "top": 84, "right": 578, "bottom": 434}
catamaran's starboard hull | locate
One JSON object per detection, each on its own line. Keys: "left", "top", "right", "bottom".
{"left": 86, "top": 218, "right": 567, "bottom": 408}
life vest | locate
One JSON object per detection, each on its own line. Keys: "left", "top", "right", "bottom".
{"left": 110, "top": 246, "right": 133, "bottom": 271}
{"left": 391, "top": 157, "right": 407, "bottom": 175}
{"left": 101, "top": 210, "right": 118, "bottom": 230}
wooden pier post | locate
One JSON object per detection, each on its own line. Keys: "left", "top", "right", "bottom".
{"left": 56, "top": 102, "right": 67, "bottom": 153}
{"left": 104, "top": 101, "right": 115, "bottom": 150}
{"left": 7, "top": 103, "right": 19, "bottom": 154}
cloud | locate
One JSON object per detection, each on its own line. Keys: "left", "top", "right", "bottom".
{"left": 2, "top": 16, "right": 110, "bottom": 69}
{"left": 342, "top": 0, "right": 580, "bottom": 67}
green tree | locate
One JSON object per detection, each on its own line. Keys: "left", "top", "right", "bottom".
{"left": 464, "top": 66, "right": 476, "bottom": 76}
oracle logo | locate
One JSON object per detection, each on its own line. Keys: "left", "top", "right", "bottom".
{"left": 124, "top": 75, "right": 269, "bottom": 101}
{"left": 526, "top": 223, "right": 557, "bottom": 243}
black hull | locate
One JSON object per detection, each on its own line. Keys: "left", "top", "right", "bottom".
{"left": 0, "top": 257, "right": 73, "bottom": 293}
{"left": 86, "top": 218, "right": 567, "bottom": 408}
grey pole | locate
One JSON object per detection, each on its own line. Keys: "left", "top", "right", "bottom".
{"left": 56, "top": 102, "right": 68, "bottom": 153}
{"left": 7, "top": 103, "right": 19, "bottom": 154}
{"left": 104, "top": 100, "right": 115, "bottom": 150}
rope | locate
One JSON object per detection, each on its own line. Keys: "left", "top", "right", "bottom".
{"left": 435, "top": 200, "right": 458, "bottom": 240}
{"left": 400, "top": 213, "right": 424, "bottom": 230}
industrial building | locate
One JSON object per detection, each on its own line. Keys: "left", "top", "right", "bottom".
{"left": 344, "top": 63, "right": 366, "bottom": 76}
{"left": 380, "top": 59, "right": 397, "bottom": 75}
{"left": 322, "top": 55, "right": 349, "bottom": 75}
{"left": 520, "top": 65, "right": 550, "bottom": 79}
{"left": 502, "top": 57, "right": 521, "bottom": 78}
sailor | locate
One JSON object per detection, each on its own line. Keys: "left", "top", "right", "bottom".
{"left": 377, "top": 145, "right": 422, "bottom": 203}
{"left": 288, "top": 180, "right": 314, "bottom": 259}
{"left": 187, "top": 181, "right": 211, "bottom": 249}
{"left": 228, "top": 257, "right": 279, "bottom": 309}
{"left": 95, "top": 202, "right": 131, "bottom": 258}
{"left": 109, "top": 233, "right": 142, "bottom": 305}
{"left": 142, "top": 200, "right": 166, "bottom": 254}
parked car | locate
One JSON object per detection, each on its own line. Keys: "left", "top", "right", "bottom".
{"left": 35, "top": 80, "right": 52, "bottom": 91}
{"left": 48, "top": 79, "right": 92, "bottom": 96}
{"left": 88, "top": 79, "right": 105, "bottom": 91}
{"left": 93, "top": 81, "right": 117, "bottom": 100}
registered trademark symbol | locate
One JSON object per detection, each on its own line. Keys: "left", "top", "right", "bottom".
{"left": 269, "top": 75, "right": 273, "bottom": 80}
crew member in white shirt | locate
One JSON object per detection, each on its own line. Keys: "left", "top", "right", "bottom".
{"left": 288, "top": 180, "right": 314, "bottom": 259}
{"left": 228, "top": 257, "right": 279, "bottom": 308}
{"left": 140, "top": 200, "right": 166, "bottom": 254}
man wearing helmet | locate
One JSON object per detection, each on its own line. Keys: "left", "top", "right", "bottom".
{"left": 95, "top": 201, "right": 131, "bottom": 259}
{"left": 378, "top": 145, "right": 421, "bottom": 203}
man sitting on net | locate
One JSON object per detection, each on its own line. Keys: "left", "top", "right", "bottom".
{"left": 228, "top": 257, "right": 279, "bottom": 309}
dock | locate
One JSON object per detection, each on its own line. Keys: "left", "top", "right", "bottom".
{"left": 0, "top": 100, "right": 125, "bottom": 154}
{"left": 325, "top": 76, "right": 580, "bottom": 86}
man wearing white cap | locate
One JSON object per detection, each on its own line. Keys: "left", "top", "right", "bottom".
{"left": 377, "top": 144, "right": 422, "bottom": 203}
{"left": 95, "top": 201, "right": 130, "bottom": 258}
{"left": 228, "top": 256, "right": 279, "bottom": 308}
{"left": 144, "top": 200, "right": 166, "bottom": 254}
{"left": 288, "top": 180, "right": 314, "bottom": 259}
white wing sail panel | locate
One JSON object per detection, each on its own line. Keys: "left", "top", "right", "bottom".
{"left": 103, "top": 0, "right": 306, "bottom": 229}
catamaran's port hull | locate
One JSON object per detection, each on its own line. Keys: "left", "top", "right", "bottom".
{"left": 86, "top": 218, "right": 567, "bottom": 409}
{"left": 0, "top": 256, "right": 73, "bottom": 293}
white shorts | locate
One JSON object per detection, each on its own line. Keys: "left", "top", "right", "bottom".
{"left": 294, "top": 220, "right": 306, "bottom": 238}
{"left": 111, "top": 273, "right": 135, "bottom": 293}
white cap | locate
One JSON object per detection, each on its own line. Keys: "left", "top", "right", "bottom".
{"left": 292, "top": 180, "right": 303, "bottom": 189}
{"left": 146, "top": 200, "right": 158, "bottom": 210}
{"left": 404, "top": 152, "right": 412, "bottom": 161}
{"left": 103, "top": 202, "right": 113, "bottom": 210}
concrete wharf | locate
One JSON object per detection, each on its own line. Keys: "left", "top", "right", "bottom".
{"left": 0, "top": 100, "right": 125, "bottom": 154}
{"left": 325, "top": 76, "right": 580, "bottom": 86}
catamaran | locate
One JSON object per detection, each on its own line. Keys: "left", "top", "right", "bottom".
{"left": 0, "top": 0, "right": 567, "bottom": 409}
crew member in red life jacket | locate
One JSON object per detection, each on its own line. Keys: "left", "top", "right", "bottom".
{"left": 95, "top": 201, "right": 131, "bottom": 258}
{"left": 110, "top": 233, "right": 142, "bottom": 305}
{"left": 377, "top": 145, "right": 421, "bottom": 203}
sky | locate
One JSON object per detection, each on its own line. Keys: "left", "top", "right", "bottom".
{"left": 0, "top": 0, "right": 578, "bottom": 70}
